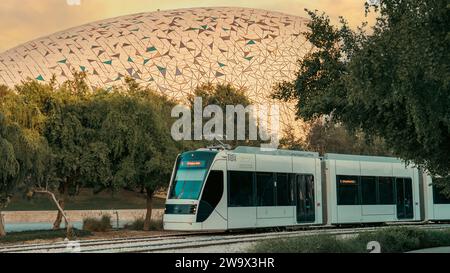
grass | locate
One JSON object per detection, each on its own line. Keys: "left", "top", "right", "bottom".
{"left": 5, "top": 189, "right": 166, "bottom": 211}
{"left": 249, "top": 227, "right": 450, "bottom": 253}
{"left": 124, "top": 217, "right": 163, "bottom": 231}
{"left": 0, "top": 229, "right": 92, "bottom": 244}
{"left": 82, "top": 215, "right": 113, "bottom": 232}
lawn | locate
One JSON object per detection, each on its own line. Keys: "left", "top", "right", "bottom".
{"left": 5, "top": 189, "right": 166, "bottom": 211}
{"left": 0, "top": 229, "right": 92, "bottom": 244}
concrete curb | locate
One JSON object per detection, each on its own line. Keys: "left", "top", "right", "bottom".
{"left": 3, "top": 209, "right": 164, "bottom": 223}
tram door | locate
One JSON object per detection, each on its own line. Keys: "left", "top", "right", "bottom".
{"left": 296, "top": 175, "right": 315, "bottom": 223}
{"left": 396, "top": 178, "right": 414, "bottom": 219}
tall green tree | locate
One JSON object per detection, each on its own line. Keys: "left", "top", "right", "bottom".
{"left": 0, "top": 84, "right": 55, "bottom": 236}
{"left": 1, "top": 73, "right": 90, "bottom": 230}
{"left": 30, "top": 74, "right": 91, "bottom": 229}
{"left": 82, "top": 79, "right": 179, "bottom": 230}
{"left": 274, "top": 1, "right": 450, "bottom": 189}
{"left": 279, "top": 118, "right": 390, "bottom": 156}
{"left": 189, "top": 83, "right": 261, "bottom": 148}
{"left": 0, "top": 113, "right": 19, "bottom": 236}
{"left": 306, "top": 119, "right": 390, "bottom": 156}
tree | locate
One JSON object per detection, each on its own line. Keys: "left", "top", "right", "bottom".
{"left": 2, "top": 74, "right": 89, "bottom": 230}
{"left": 188, "top": 83, "right": 261, "bottom": 148}
{"left": 82, "top": 79, "right": 179, "bottom": 230}
{"left": 306, "top": 119, "right": 390, "bottom": 156}
{"left": 279, "top": 118, "right": 391, "bottom": 156}
{"left": 16, "top": 73, "right": 89, "bottom": 229}
{"left": 273, "top": 1, "right": 450, "bottom": 189}
{"left": 3, "top": 75, "right": 181, "bottom": 232}
{"left": 0, "top": 113, "right": 19, "bottom": 236}
{"left": 0, "top": 84, "right": 55, "bottom": 236}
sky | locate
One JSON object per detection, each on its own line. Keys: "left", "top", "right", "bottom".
{"left": 0, "top": 0, "right": 376, "bottom": 52}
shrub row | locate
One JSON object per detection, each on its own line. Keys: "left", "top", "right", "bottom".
{"left": 123, "top": 218, "right": 163, "bottom": 231}
{"left": 249, "top": 227, "right": 450, "bottom": 253}
{"left": 81, "top": 215, "right": 163, "bottom": 232}
{"left": 82, "top": 215, "right": 113, "bottom": 232}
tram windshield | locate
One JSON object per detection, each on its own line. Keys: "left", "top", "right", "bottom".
{"left": 168, "top": 151, "right": 217, "bottom": 200}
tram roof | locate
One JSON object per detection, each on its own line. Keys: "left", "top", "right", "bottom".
{"left": 232, "top": 146, "right": 319, "bottom": 158}
{"left": 324, "top": 153, "right": 406, "bottom": 163}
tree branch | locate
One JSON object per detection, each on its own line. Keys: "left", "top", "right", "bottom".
{"left": 34, "top": 189, "right": 72, "bottom": 232}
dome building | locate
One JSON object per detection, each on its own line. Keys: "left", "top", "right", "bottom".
{"left": 0, "top": 7, "right": 311, "bottom": 128}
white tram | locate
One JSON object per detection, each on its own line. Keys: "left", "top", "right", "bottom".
{"left": 163, "top": 146, "right": 450, "bottom": 231}
{"left": 323, "top": 154, "right": 421, "bottom": 224}
{"left": 423, "top": 175, "right": 450, "bottom": 221}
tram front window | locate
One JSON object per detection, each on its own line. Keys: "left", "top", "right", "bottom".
{"left": 168, "top": 151, "right": 217, "bottom": 200}
{"left": 170, "top": 169, "right": 207, "bottom": 199}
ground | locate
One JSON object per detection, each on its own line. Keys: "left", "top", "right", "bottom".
{"left": 0, "top": 229, "right": 181, "bottom": 247}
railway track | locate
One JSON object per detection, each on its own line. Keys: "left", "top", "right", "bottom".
{"left": 0, "top": 231, "right": 215, "bottom": 253}
{"left": 1, "top": 223, "right": 449, "bottom": 253}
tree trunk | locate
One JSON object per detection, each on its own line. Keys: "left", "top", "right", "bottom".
{"left": 53, "top": 182, "right": 68, "bottom": 230}
{"left": 0, "top": 211, "right": 6, "bottom": 237}
{"left": 35, "top": 189, "right": 73, "bottom": 238}
{"left": 53, "top": 199, "right": 65, "bottom": 230}
{"left": 143, "top": 189, "right": 154, "bottom": 231}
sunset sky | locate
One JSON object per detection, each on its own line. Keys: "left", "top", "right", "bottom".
{"left": 0, "top": 0, "right": 376, "bottom": 52}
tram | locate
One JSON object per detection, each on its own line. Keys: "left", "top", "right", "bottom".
{"left": 163, "top": 146, "right": 450, "bottom": 231}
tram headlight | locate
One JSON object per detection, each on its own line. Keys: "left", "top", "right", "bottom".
{"left": 190, "top": 204, "right": 197, "bottom": 214}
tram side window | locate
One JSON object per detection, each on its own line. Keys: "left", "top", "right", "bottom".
{"left": 200, "top": 171, "right": 224, "bottom": 207}
{"left": 433, "top": 184, "right": 450, "bottom": 204}
{"left": 337, "top": 175, "right": 360, "bottom": 205}
{"left": 228, "top": 171, "right": 254, "bottom": 207}
{"left": 256, "top": 173, "right": 275, "bottom": 206}
{"left": 378, "top": 177, "right": 395, "bottom": 204}
{"left": 276, "top": 173, "right": 293, "bottom": 206}
{"left": 361, "top": 176, "right": 377, "bottom": 205}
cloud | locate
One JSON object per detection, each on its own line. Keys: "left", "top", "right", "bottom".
{"left": 0, "top": 0, "right": 376, "bottom": 52}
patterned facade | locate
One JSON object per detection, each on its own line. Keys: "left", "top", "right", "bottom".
{"left": 0, "top": 7, "right": 311, "bottom": 127}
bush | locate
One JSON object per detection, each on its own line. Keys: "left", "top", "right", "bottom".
{"left": 82, "top": 214, "right": 112, "bottom": 232}
{"left": 249, "top": 227, "right": 450, "bottom": 253}
{"left": 124, "top": 218, "right": 145, "bottom": 230}
{"left": 124, "top": 218, "right": 163, "bottom": 231}
{"left": 356, "top": 227, "right": 450, "bottom": 253}
{"left": 250, "top": 234, "right": 360, "bottom": 253}
{"left": 147, "top": 219, "right": 163, "bottom": 231}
